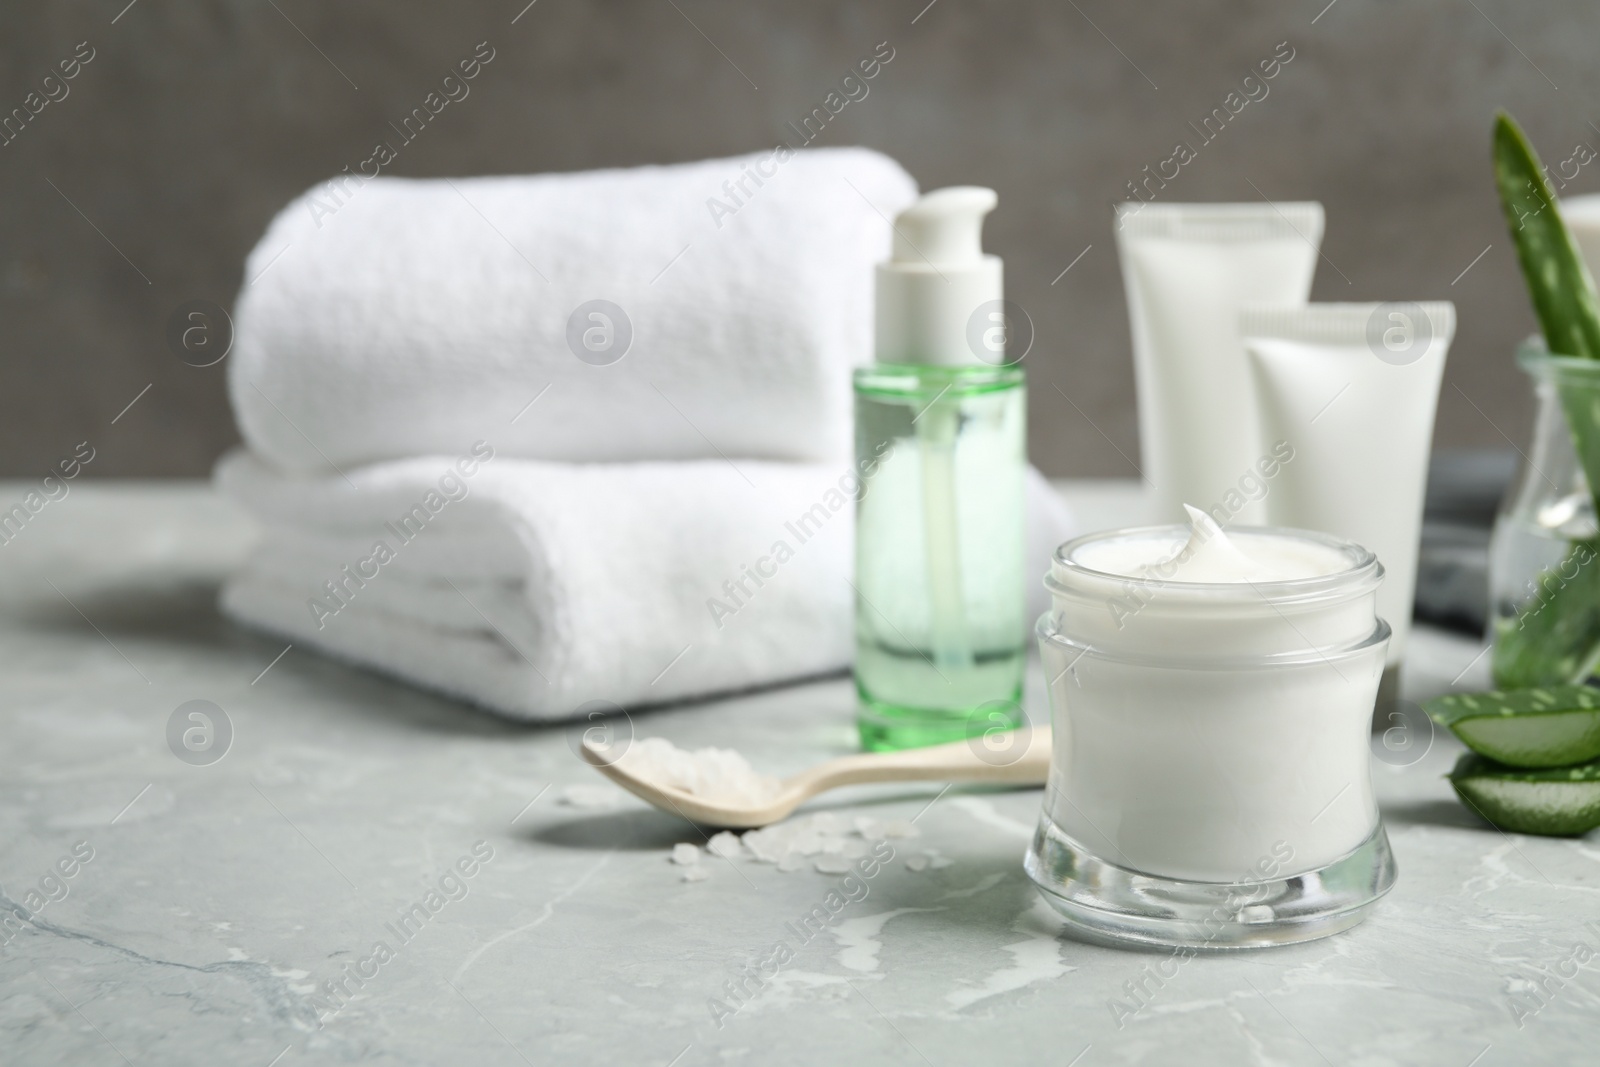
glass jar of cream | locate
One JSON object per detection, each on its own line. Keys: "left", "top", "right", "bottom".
{"left": 1026, "top": 508, "right": 1396, "bottom": 949}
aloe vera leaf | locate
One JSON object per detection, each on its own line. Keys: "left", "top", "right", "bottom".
{"left": 1489, "top": 114, "right": 1600, "bottom": 689}
{"left": 1448, "top": 752, "right": 1600, "bottom": 836}
{"left": 1491, "top": 539, "right": 1600, "bottom": 688}
{"left": 1556, "top": 381, "right": 1600, "bottom": 516}
{"left": 1425, "top": 685, "right": 1600, "bottom": 767}
{"left": 1494, "top": 111, "right": 1600, "bottom": 360}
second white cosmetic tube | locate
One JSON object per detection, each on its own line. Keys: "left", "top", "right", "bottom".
{"left": 1241, "top": 301, "right": 1456, "bottom": 678}
{"left": 1114, "top": 202, "right": 1324, "bottom": 523}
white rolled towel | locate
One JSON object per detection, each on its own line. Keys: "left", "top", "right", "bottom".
{"left": 230, "top": 148, "right": 918, "bottom": 473}
{"left": 216, "top": 449, "right": 1074, "bottom": 720}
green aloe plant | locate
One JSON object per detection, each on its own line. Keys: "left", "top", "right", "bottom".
{"left": 1490, "top": 112, "right": 1600, "bottom": 689}
{"left": 1439, "top": 113, "right": 1600, "bottom": 833}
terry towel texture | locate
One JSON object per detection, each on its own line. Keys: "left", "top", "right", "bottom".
{"left": 218, "top": 450, "right": 1075, "bottom": 720}
{"left": 231, "top": 148, "right": 918, "bottom": 473}
{"left": 219, "top": 450, "right": 854, "bottom": 717}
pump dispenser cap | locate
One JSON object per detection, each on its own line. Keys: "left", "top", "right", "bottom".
{"left": 875, "top": 186, "right": 1004, "bottom": 366}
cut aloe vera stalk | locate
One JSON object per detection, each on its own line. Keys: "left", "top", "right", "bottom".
{"left": 1449, "top": 753, "right": 1600, "bottom": 836}
{"left": 1426, "top": 685, "right": 1600, "bottom": 767}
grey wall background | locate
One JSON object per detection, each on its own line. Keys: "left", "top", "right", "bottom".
{"left": 0, "top": 0, "right": 1587, "bottom": 477}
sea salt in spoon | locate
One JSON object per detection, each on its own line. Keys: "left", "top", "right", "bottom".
{"left": 581, "top": 728, "right": 1052, "bottom": 829}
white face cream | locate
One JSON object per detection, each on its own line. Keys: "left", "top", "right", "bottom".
{"left": 1032, "top": 511, "right": 1389, "bottom": 887}
{"left": 1076, "top": 505, "right": 1349, "bottom": 585}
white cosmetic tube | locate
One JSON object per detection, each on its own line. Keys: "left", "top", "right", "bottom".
{"left": 1241, "top": 301, "right": 1456, "bottom": 678}
{"left": 1114, "top": 202, "right": 1324, "bottom": 523}
{"left": 1558, "top": 194, "right": 1600, "bottom": 277}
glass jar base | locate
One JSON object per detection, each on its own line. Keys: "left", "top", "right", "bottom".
{"left": 1024, "top": 816, "right": 1396, "bottom": 951}
{"left": 856, "top": 694, "right": 1024, "bottom": 752}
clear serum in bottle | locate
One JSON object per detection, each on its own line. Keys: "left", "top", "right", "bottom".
{"left": 853, "top": 187, "right": 1028, "bottom": 751}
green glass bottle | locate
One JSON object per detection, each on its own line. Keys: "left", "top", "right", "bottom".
{"left": 853, "top": 188, "right": 1028, "bottom": 751}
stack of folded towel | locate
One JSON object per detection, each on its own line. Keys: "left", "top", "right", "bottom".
{"left": 221, "top": 148, "right": 1074, "bottom": 720}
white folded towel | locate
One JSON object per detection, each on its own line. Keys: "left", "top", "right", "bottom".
{"left": 217, "top": 449, "right": 1074, "bottom": 720}
{"left": 230, "top": 148, "right": 917, "bottom": 473}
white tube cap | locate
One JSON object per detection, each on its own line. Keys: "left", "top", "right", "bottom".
{"left": 874, "top": 186, "right": 1004, "bottom": 366}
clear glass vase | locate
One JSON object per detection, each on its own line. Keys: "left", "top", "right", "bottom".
{"left": 1487, "top": 340, "right": 1600, "bottom": 688}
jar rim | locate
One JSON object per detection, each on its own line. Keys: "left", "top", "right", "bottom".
{"left": 1047, "top": 523, "right": 1382, "bottom": 604}
{"left": 1036, "top": 612, "right": 1392, "bottom": 670}
{"left": 1517, "top": 336, "right": 1600, "bottom": 381}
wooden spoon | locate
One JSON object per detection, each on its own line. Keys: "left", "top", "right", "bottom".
{"left": 581, "top": 726, "right": 1051, "bottom": 828}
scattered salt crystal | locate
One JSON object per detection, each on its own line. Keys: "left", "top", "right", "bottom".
{"left": 666, "top": 808, "right": 920, "bottom": 878}
{"left": 741, "top": 830, "right": 784, "bottom": 863}
{"left": 707, "top": 831, "right": 743, "bottom": 859}
{"left": 682, "top": 866, "right": 711, "bottom": 883}
{"left": 810, "top": 813, "right": 846, "bottom": 835}
{"left": 559, "top": 784, "right": 620, "bottom": 809}
{"left": 796, "top": 831, "right": 832, "bottom": 857}
{"left": 670, "top": 843, "right": 701, "bottom": 866}
{"left": 614, "top": 737, "right": 782, "bottom": 807}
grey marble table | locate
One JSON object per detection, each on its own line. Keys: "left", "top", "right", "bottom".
{"left": 2, "top": 481, "right": 1596, "bottom": 1066}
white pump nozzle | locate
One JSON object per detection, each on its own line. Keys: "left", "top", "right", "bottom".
{"left": 890, "top": 186, "right": 997, "bottom": 265}
{"left": 875, "top": 186, "right": 1003, "bottom": 366}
